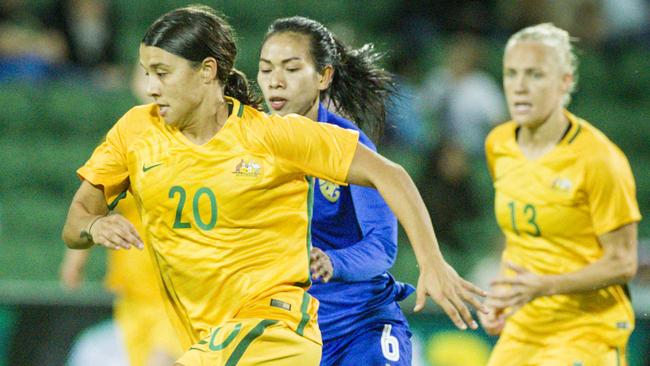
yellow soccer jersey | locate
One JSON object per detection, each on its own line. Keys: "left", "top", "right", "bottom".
{"left": 77, "top": 97, "right": 359, "bottom": 348}
{"left": 485, "top": 110, "right": 641, "bottom": 346}
{"left": 104, "top": 192, "right": 162, "bottom": 301}
{"left": 107, "top": 193, "right": 183, "bottom": 364}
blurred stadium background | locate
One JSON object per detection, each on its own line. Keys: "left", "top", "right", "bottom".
{"left": 1, "top": 0, "right": 649, "bottom": 365}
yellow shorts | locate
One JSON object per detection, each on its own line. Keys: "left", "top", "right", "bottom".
{"left": 175, "top": 318, "right": 321, "bottom": 366}
{"left": 487, "top": 331, "right": 627, "bottom": 366}
{"left": 114, "top": 296, "right": 183, "bottom": 366}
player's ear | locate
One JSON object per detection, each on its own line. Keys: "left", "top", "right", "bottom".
{"left": 318, "top": 65, "right": 334, "bottom": 91}
{"left": 201, "top": 57, "right": 218, "bottom": 82}
{"left": 561, "top": 73, "right": 573, "bottom": 94}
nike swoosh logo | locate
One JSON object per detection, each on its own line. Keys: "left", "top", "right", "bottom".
{"left": 143, "top": 163, "right": 163, "bottom": 172}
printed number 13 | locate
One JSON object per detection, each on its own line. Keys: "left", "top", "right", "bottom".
{"left": 508, "top": 201, "right": 541, "bottom": 237}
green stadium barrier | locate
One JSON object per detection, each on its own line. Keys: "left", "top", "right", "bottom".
{"left": 0, "top": 307, "right": 16, "bottom": 366}
{"left": 1, "top": 305, "right": 649, "bottom": 365}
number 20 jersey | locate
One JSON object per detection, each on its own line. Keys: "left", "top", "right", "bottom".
{"left": 77, "top": 98, "right": 359, "bottom": 349}
{"left": 485, "top": 110, "right": 641, "bottom": 347}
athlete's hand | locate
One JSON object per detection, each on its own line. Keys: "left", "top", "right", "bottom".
{"left": 489, "top": 262, "right": 544, "bottom": 316}
{"left": 89, "top": 214, "right": 144, "bottom": 250}
{"left": 310, "top": 247, "right": 334, "bottom": 283}
{"left": 414, "top": 263, "right": 488, "bottom": 330}
{"left": 477, "top": 298, "right": 506, "bottom": 336}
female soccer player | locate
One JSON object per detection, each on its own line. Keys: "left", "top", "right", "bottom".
{"left": 62, "top": 5, "right": 485, "bottom": 365}
{"left": 257, "top": 16, "right": 412, "bottom": 365}
{"left": 479, "top": 23, "right": 641, "bottom": 365}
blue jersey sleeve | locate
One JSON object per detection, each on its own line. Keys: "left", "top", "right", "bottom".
{"left": 324, "top": 176, "right": 398, "bottom": 282}
{"left": 315, "top": 104, "right": 399, "bottom": 282}
{"left": 325, "top": 185, "right": 397, "bottom": 281}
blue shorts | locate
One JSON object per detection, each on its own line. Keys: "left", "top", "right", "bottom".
{"left": 321, "top": 321, "right": 412, "bottom": 366}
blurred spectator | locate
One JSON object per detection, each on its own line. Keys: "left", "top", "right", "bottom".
{"left": 44, "top": 0, "right": 125, "bottom": 88}
{"left": 418, "top": 33, "right": 506, "bottom": 156}
{"left": 45, "top": 0, "right": 118, "bottom": 70}
{"left": 416, "top": 33, "right": 505, "bottom": 254}
{"left": 0, "top": 0, "right": 68, "bottom": 82}
{"left": 0, "top": 0, "right": 122, "bottom": 86}
{"left": 601, "top": 0, "right": 650, "bottom": 47}
{"left": 384, "top": 50, "right": 431, "bottom": 153}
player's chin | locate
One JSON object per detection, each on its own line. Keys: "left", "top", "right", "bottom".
{"left": 513, "top": 115, "right": 544, "bottom": 129}
{"left": 160, "top": 114, "right": 174, "bottom": 125}
{"left": 161, "top": 113, "right": 181, "bottom": 126}
{"left": 271, "top": 108, "right": 290, "bottom": 117}
{"left": 268, "top": 103, "right": 293, "bottom": 116}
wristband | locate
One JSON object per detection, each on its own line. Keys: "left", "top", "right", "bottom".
{"left": 80, "top": 215, "right": 105, "bottom": 243}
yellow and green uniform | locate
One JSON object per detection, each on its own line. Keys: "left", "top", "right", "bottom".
{"left": 106, "top": 193, "right": 182, "bottom": 366}
{"left": 78, "top": 97, "right": 359, "bottom": 364}
{"left": 485, "top": 111, "right": 641, "bottom": 365}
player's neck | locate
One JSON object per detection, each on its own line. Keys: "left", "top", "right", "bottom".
{"left": 180, "top": 95, "right": 230, "bottom": 145}
{"left": 304, "top": 97, "right": 321, "bottom": 122}
{"left": 518, "top": 108, "right": 569, "bottom": 160}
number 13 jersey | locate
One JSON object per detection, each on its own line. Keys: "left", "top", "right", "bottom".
{"left": 485, "top": 110, "right": 641, "bottom": 347}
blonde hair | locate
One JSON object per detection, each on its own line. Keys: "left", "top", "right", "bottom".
{"left": 505, "top": 23, "right": 579, "bottom": 106}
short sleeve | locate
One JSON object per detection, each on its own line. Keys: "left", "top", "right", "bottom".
{"left": 585, "top": 147, "right": 641, "bottom": 236}
{"left": 77, "top": 116, "right": 130, "bottom": 206}
{"left": 261, "top": 114, "right": 359, "bottom": 185}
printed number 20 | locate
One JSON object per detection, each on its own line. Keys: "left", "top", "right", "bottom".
{"left": 507, "top": 201, "right": 541, "bottom": 237}
{"left": 169, "top": 186, "right": 217, "bottom": 230}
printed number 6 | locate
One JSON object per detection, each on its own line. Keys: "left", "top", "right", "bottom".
{"left": 381, "top": 324, "right": 400, "bottom": 362}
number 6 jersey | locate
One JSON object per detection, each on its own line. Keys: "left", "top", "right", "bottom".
{"left": 485, "top": 110, "right": 641, "bottom": 347}
{"left": 77, "top": 97, "right": 359, "bottom": 349}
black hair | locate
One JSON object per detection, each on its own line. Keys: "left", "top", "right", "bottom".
{"left": 264, "top": 16, "right": 396, "bottom": 140}
{"left": 142, "top": 5, "right": 261, "bottom": 108}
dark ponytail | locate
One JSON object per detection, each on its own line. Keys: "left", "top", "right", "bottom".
{"left": 264, "top": 16, "right": 395, "bottom": 141}
{"left": 142, "top": 5, "right": 261, "bottom": 109}
{"left": 225, "top": 68, "right": 263, "bottom": 108}
{"left": 328, "top": 38, "right": 395, "bottom": 140}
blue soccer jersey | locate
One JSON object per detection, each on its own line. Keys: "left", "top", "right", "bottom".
{"left": 308, "top": 104, "right": 414, "bottom": 349}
